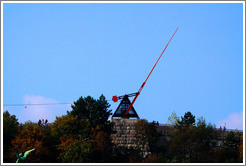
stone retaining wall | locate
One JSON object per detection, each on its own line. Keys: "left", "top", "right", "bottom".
{"left": 110, "top": 118, "right": 243, "bottom": 152}
{"left": 110, "top": 118, "right": 139, "bottom": 148}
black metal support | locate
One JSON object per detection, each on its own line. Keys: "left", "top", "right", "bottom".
{"left": 117, "top": 92, "right": 138, "bottom": 100}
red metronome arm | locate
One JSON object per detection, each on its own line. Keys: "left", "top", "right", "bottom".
{"left": 124, "top": 28, "right": 179, "bottom": 115}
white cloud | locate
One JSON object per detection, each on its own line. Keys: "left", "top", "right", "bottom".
{"left": 20, "top": 95, "right": 71, "bottom": 123}
{"left": 216, "top": 111, "right": 243, "bottom": 130}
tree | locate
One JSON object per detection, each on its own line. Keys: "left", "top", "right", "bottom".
{"left": 191, "top": 117, "right": 217, "bottom": 162}
{"left": 51, "top": 115, "right": 91, "bottom": 140}
{"left": 223, "top": 131, "right": 241, "bottom": 149}
{"left": 90, "top": 125, "right": 113, "bottom": 162}
{"left": 167, "top": 111, "right": 179, "bottom": 125}
{"left": 55, "top": 95, "right": 114, "bottom": 162}
{"left": 169, "top": 124, "right": 194, "bottom": 162}
{"left": 169, "top": 112, "right": 218, "bottom": 162}
{"left": 58, "top": 125, "right": 114, "bottom": 163}
{"left": 239, "top": 142, "right": 243, "bottom": 162}
{"left": 3, "top": 111, "right": 19, "bottom": 163}
{"left": 215, "top": 131, "right": 242, "bottom": 162}
{"left": 11, "top": 122, "right": 52, "bottom": 163}
{"left": 60, "top": 140, "right": 96, "bottom": 163}
{"left": 112, "top": 146, "right": 142, "bottom": 163}
{"left": 67, "top": 95, "right": 112, "bottom": 131}
{"left": 177, "top": 111, "right": 195, "bottom": 127}
{"left": 134, "top": 119, "right": 159, "bottom": 158}
{"left": 170, "top": 111, "right": 196, "bottom": 162}
{"left": 51, "top": 115, "right": 92, "bottom": 162}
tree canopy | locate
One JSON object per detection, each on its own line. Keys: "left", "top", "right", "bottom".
{"left": 167, "top": 111, "right": 179, "bottom": 125}
{"left": 67, "top": 95, "right": 112, "bottom": 131}
{"left": 3, "top": 111, "right": 19, "bottom": 162}
{"left": 51, "top": 115, "right": 91, "bottom": 140}
{"left": 3, "top": 97, "right": 243, "bottom": 163}
{"left": 134, "top": 119, "right": 159, "bottom": 158}
{"left": 176, "top": 111, "right": 196, "bottom": 127}
{"left": 56, "top": 95, "right": 114, "bottom": 162}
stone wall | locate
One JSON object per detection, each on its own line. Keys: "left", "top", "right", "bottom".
{"left": 110, "top": 118, "right": 173, "bottom": 150}
{"left": 110, "top": 118, "right": 243, "bottom": 153}
{"left": 110, "top": 118, "right": 140, "bottom": 148}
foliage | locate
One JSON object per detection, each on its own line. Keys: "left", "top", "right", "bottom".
{"left": 3, "top": 111, "right": 19, "bottom": 163}
{"left": 67, "top": 95, "right": 112, "bottom": 131}
{"left": 55, "top": 95, "right": 114, "bottom": 162}
{"left": 59, "top": 127, "right": 114, "bottom": 163}
{"left": 51, "top": 115, "right": 91, "bottom": 140}
{"left": 176, "top": 111, "right": 195, "bottom": 127}
{"left": 60, "top": 140, "right": 95, "bottom": 163}
{"left": 112, "top": 146, "right": 142, "bottom": 163}
{"left": 191, "top": 117, "right": 217, "bottom": 162}
{"left": 57, "top": 137, "right": 78, "bottom": 152}
{"left": 11, "top": 123, "right": 53, "bottom": 163}
{"left": 3, "top": 111, "right": 19, "bottom": 144}
{"left": 91, "top": 125, "right": 113, "bottom": 156}
{"left": 3, "top": 104, "right": 243, "bottom": 163}
{"left": 169, "top": 113, "right": 218, "bottom": 162}
{"left": 214, "top": 131, "right": 242, "bottom": 162}
{"left": 169, "top": 125, "right": 194, "bottom": 162}
{"left": 57, "top": 125, "right": 113, "bottom": 163}
{"left": 52, "top": 115, "right": 92, "bottom": 162}
{"left": 239, "top": 142, "right": 243, "bottom": 162}
{"left": 223, "top": 131, "right": 241, "bottom": 149}
{"left": 134, "top": 119, "right": 159, "bottom": 157}
{"left": 167, "top": 111, "right": 179, "bottom": 125}
{"left": 40, "top": 124, "right": 59, "bottom": 163}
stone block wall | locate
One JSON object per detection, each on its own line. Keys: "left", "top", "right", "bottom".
{"left": 110, "top": 118, "right": 140, "bottom": 148}
{"left": 110, "top": 118, "right": 243, "bottom": 153}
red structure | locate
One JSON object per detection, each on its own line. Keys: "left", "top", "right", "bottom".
{"left": 112, "top": 28, "right": 179, "bottom": 118}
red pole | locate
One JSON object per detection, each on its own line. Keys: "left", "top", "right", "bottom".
{"left": 124, "top": 28, "right": 179, "bottom": 115}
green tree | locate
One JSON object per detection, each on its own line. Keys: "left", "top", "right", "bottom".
{"left": 169, "top": 112, "right": 217, "bottom": 162}
{"left": 171, "top": 111, "right": 196, "bottom": 162}
{"left": 56, "top": 95, "right": 114, "bottom": 162}
{"left": 40, "top": 123, "right": 59, "bottom": 163}
{"left": 134, "top": 119, "right": 159, "bottom": 158}
{"left": 169, "top": 124, "right": 194, "bottom": 162}
{"left": 223, "top": 131, "right": 241, "bottom": 149}
{"left": 3, "top": 111, "right": 19, "bottom": 163}
{"left": 67, "top": 95, "right": 112, "bottom": 131}
{"left": 177, "top": 111, "right": 195, "bottom": 127}
{"left": 51, "top": 115, "right": 92, "bottom": 162}
{"left": 60, "top": 140, "right": 96, "bottom": 163}
{"left": 51, "top": 115, "right": 91, "bottom": 140}
{"left": 3, "top": 111, "right": 19, "bottom": 145}
{"left": 215, "top": 131, "right": 242, "bottom": 162}
{"left": 191, "top": 117, "right": 217, "bottom": 162}
{"left": 167, "top": 111, "right": 179, "bottom": 125}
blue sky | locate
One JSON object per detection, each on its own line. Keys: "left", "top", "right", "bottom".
{"left": 3, "top": 3, "right": 244, "bottom": 130}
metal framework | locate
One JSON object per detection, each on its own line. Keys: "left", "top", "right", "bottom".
{"left": 112, "top": 95, "right": 139, "bottom": 119}
{"left": 112, "top": 28, "right": 179, "bottom": 118}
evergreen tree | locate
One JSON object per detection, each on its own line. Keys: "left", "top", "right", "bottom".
{"left": 177, "top": 111, "right": 195, "bottom": 127}
{"left": 3, "top": 111, "right": 19, "bottom": 163}
{"left": 67, "top": 95, "right": 112, "bottom": 131}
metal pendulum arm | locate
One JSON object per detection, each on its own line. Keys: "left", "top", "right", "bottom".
{"left": 124, "top": 27, "right": 179, "bottom": 116}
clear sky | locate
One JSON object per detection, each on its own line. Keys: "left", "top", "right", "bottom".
{"left": 3, "top": 2, "right": 244, "bottom": 130}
